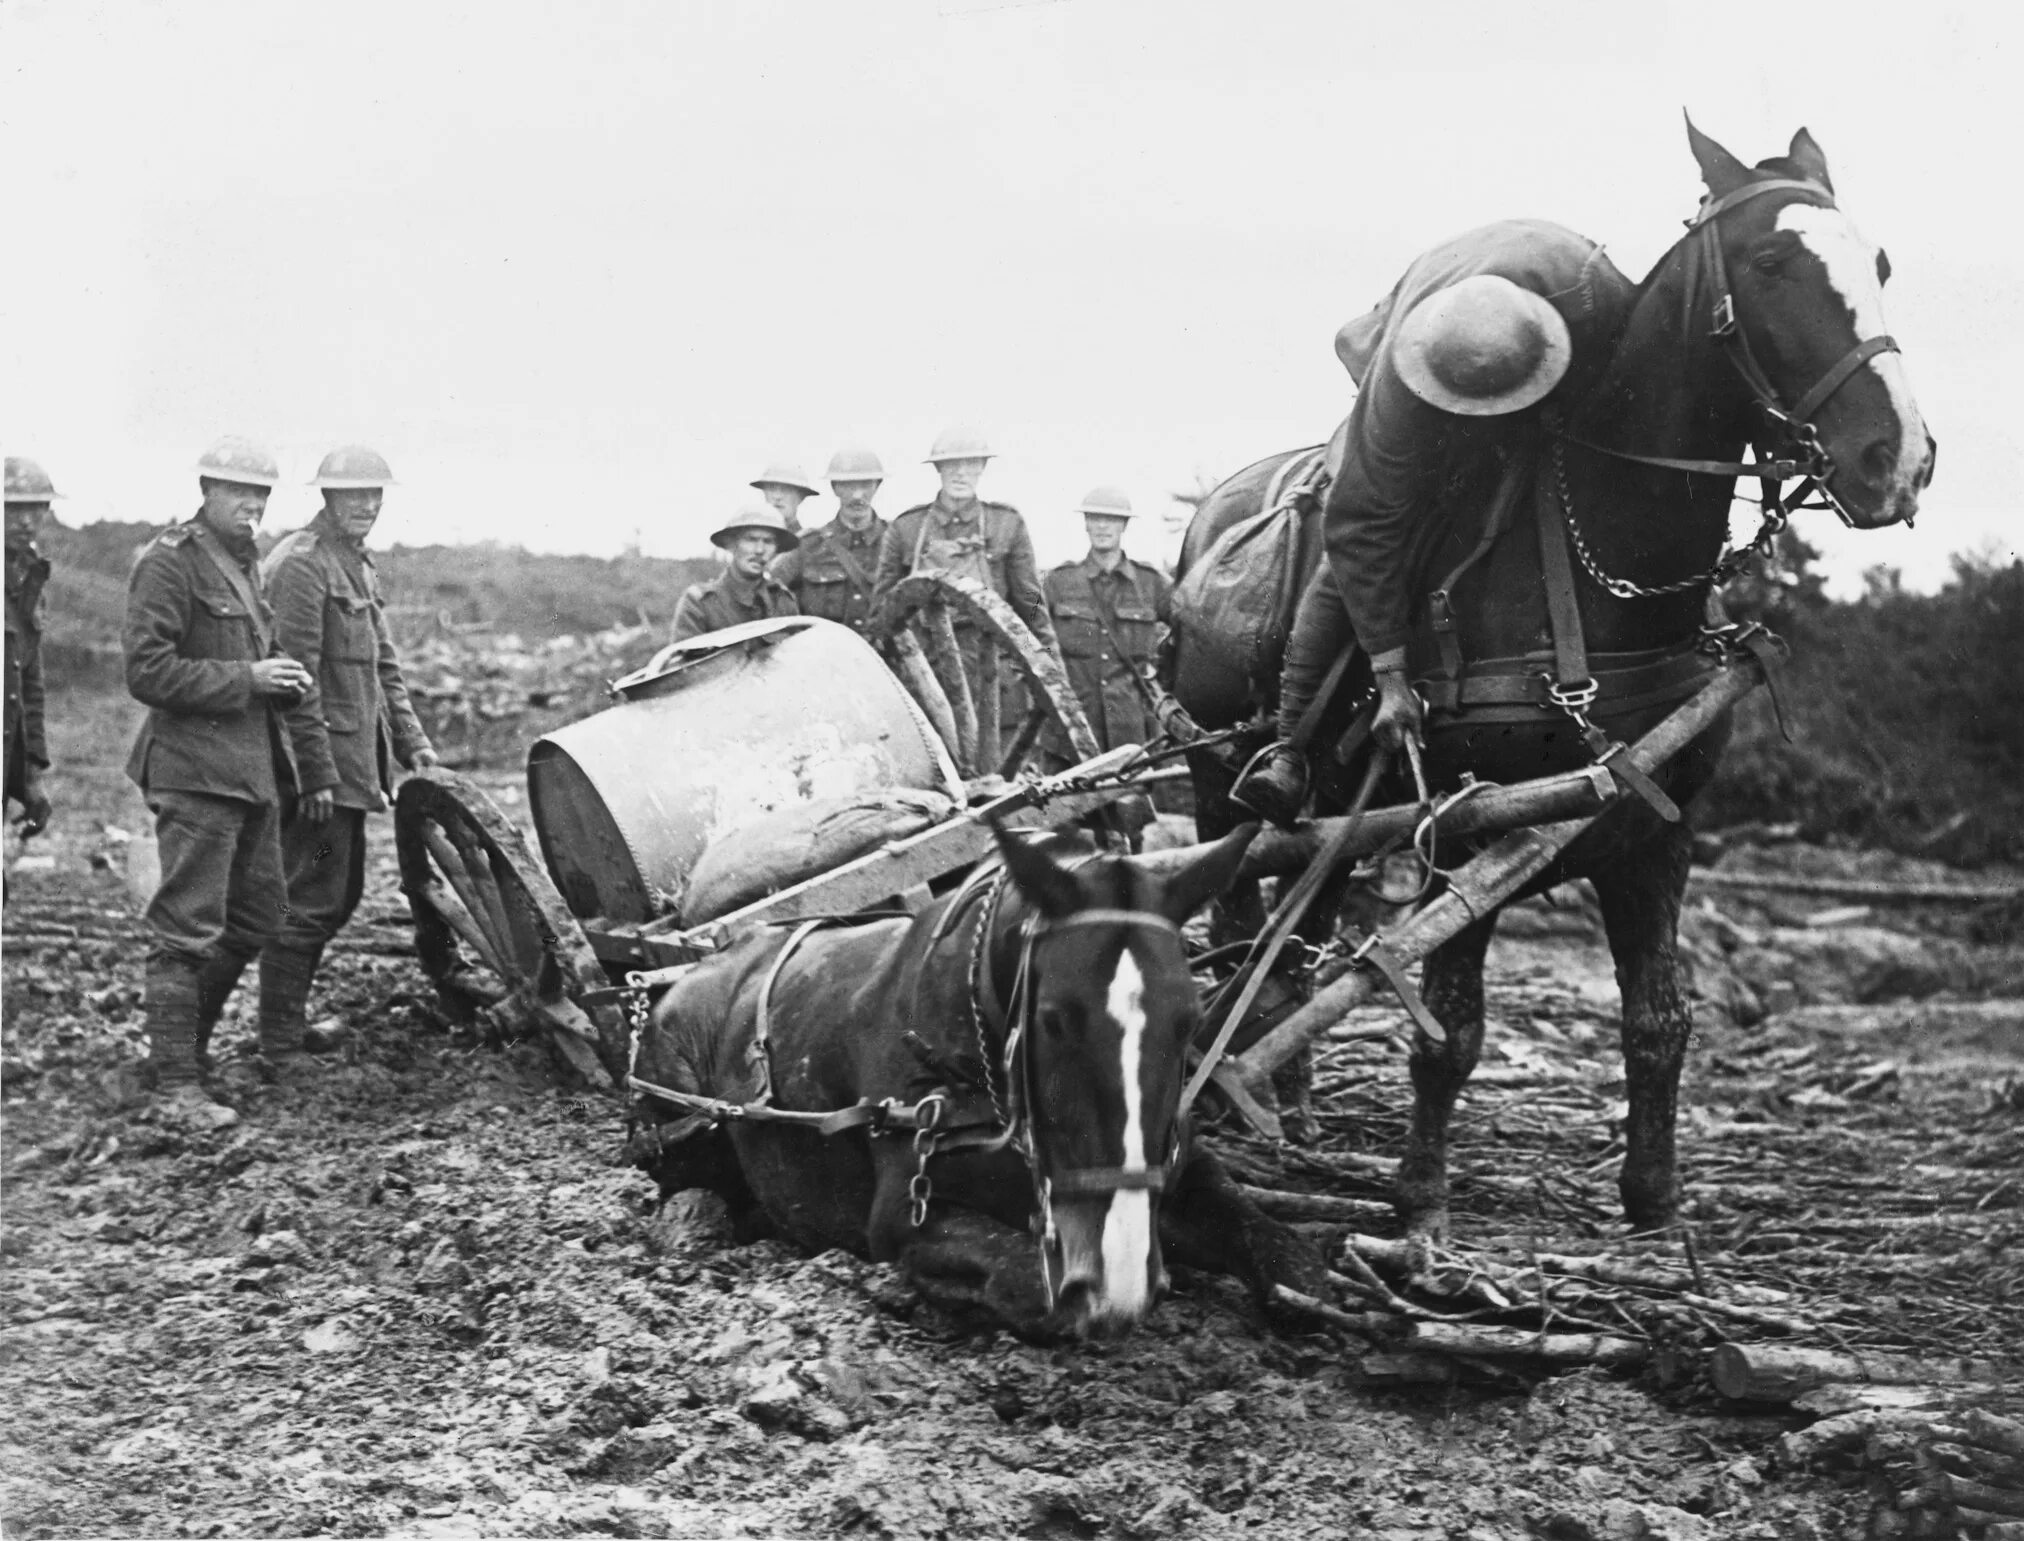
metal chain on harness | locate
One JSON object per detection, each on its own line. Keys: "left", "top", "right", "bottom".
{"left": 1551, "top": 433, "right": 1787, "bottom": 602}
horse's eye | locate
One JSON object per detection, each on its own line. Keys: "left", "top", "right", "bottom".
{"left": 1751, "top": 251, "right": 1788, "bottom": 278}
{"left": 1038, "top": 1006, "right": 1069, "bottom": 1040}
{"left": 1876, "top": 248, "right": 1892, "bottom": 286}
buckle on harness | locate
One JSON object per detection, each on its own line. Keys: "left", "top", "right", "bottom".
{"left": 1543, "top": 676, "right": 1599, "bottom": 715}
{"left": 1711, "top": 294, "right": 1737, "bottom": 338}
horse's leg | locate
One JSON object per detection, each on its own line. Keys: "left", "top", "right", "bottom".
{"left": 1160, "top": 1147, "right": 1327, "bottom": 1302}
{"left": 1395, "top": 912, "right": 1498, "bottom": 1239}
{"left": 1589, "top": 824, "right": 1696, "bottom": 1231}
{"left": 864, "top": 1148, "right": 1058, "bottom": 1337}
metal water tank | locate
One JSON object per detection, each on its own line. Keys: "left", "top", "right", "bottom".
{"left": 526, "top": 616, "right": 960, "bottom": 924}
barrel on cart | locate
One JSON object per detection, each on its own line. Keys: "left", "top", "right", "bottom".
{"left": 392, "top": 592, "right": 1128, "bottom": 1086}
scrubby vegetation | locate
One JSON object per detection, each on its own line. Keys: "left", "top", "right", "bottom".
{"left": 1706, "top": 533, "right": 2024, "bottom": 866}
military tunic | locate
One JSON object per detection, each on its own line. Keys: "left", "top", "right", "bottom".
{"left": 872, "top": 498, "right": 1059, "bottom": 650}
{"left": 1043, "top": 553, "right": 1170, "bottom": 751}
{"left": 769, "top": 514, "right": 886, "bottom": 637}
{"left": 670, "top": 570, "right": 799, "bottom": 643}
{"left": 4, "top": 541, "right": 50, "bottom": 809}
{"left": 123, "top": 518, "right": 298, "bottom": 967}
{"left": 262, "top": 514, "right": 435, "bottom": 949}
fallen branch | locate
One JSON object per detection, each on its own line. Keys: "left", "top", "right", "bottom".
{"left": 1267, "top": 1285, "right": 1398, "bottom": 1338}
{"left": 1238, "top": 1185, "right": 1394, "bottom": 1224}
{"left": 1711, "top": 1343, "right": 2003, "bottom": 1404}
{"left": 1407, "top": 1320, "right": 1650, "bottom": 1368}
{"left": 1691, "top": 870, "right": 2024, "bottom": 905}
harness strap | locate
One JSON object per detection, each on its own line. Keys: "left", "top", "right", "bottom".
{"left": 1049, "top": 1166, "right": 1167, "bottom": 1197}
{"left": 1790, "top": 334, "right": 1900, "bottom": 424}
{"left": 1426, "top": 448, "right": 1534, "bottom": 686}
{"left": 1531, "top": 467, "right": 1592, "bottom": 697}
{"left": 626, "top": 1074, "right": 983, "bottom": 1136}
{"left": 1420, "top": 648, "right": 1713, "bottom": 716}
{"left": 749, "top": 918, "right": 826, "bottom": 1105}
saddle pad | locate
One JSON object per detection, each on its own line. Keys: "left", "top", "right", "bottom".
{"left": 681, "top": 788, "right": 957, "bottom": 925}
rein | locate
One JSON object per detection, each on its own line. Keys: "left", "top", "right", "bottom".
{"left": 1555, "top": 176, "right": 1899, "bottom": 529}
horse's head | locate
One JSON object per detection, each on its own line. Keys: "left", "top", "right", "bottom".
{"left": 989, "top": 822, "right": 1256, "bottom": 1338}
{"left": 1685, "top": 117, "right": 1934, "bottom": 529}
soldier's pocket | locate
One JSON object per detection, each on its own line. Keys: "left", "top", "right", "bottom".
{"left": 192, "top": 593, "right": 256, "bottom": 658}
{"left": 1050, "top": 601, "right": 1104, "bottom": 659}
{"left": 1110, "top": 599, "right": 1161, "bottom": 658}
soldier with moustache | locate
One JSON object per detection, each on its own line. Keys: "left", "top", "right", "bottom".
{"left": 670, "top": 508, "right": 800, "bottom": 642}
{"left": 124, "top": 437, "right": 313, "bottom": 1127}
{"left": 258, "top": 446, "right": 438, "bottom": 1077}
{"left": 768, "top": 446, "right": 888, "bottom": 639}
{"left": 5, "top": 458, "right": 59, "bottom": 849}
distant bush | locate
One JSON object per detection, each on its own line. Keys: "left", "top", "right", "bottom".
{"left": 1702, "top": 548, "right": 2024, "bottom": 866}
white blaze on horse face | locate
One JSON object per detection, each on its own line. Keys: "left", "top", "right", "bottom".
{"left": 1097, "top": 947, "right": 1153, "bottom": 1320}
{"left": 1777, "top": 204, "right": 1931, "bottom": 505}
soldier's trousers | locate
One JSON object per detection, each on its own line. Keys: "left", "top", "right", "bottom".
{"left": 144, "top": 789, "right": 286, "bottom": 967}
{"left": 1277, "top": 566, "right": 1357, "bottom": 745}
{"left": 276, "top": 807, "right": 368, "bottom": 950}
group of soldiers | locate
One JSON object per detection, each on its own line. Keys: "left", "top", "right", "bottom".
{"left": 1, "top": 423, "right": 1174, "bottom": 1130}
{"left": 6, "top": 440, "right": 437, "bottom": 1130}
{"left": 669, "top": 426, "right": 1174, "bottom": 763}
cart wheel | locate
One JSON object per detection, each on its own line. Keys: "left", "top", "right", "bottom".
{"left": 395, "top": 769, "right": 620, "bottom": 1088}
{"left": 880, "top": 571, "right": 1101, "bottom": 778}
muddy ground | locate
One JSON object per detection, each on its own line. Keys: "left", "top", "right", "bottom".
{"left": 3, "top": 687, "right": 2020, "bottom": 1540}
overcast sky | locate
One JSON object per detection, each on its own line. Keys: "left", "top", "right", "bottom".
{"left": 3, "top": 0, "right": 2017, "bottom": 595}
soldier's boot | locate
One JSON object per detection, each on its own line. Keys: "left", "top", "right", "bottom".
{"left": 145, "top": 957, "right": 240, "bottom": 1131}
{"left": 193, "top": 951, "right": 252, "bottom": 1076}
{"left": 1229, "top": 741, "right": 1310, "bottom": 830}
{"left": 257, "top": 944, "right": 323, "bottom": 1084}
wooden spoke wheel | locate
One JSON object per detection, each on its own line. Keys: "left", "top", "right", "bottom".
{"left": 879, "top": 571, "right": 1101, "bottom": 779}
{"left": 395, "top": 769, "right": 619, "bottom": 1088}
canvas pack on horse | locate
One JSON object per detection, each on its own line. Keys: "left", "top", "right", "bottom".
{"left": 627, "top": 824, "right": 1327, "bottom": 1339}
{"left": 1162, "top": 120, "right": 1933, "bottom": 1236}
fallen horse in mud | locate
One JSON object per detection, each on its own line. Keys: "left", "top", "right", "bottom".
{"left": 626, "top": 824, "right": 1328, "bottom": 1339}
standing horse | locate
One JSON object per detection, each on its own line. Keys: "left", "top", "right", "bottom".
{"left": 1165, "top": 121, "right": 1933, "bottom": 1236}
{"left": 629, "top": 824, "right": 1326, "bottom": 1339}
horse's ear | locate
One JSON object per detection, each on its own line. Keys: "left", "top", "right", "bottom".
{"left": 1785, "top": 127, "right": 1833, "bottom": 191}
{"left": 1684, "top": 111, "right": 1751, "bottom": 201}
{"left": 991, "top": 822, "right": 1082, "bottom": 920}
{"left": 1150, "top": 822, "right": 1259, "bottom": 925}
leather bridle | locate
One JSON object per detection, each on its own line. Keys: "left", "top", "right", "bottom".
{"left": 957, "top": 867, "right": 1184, "bottom": 1301}
{"left": 1556, "top": 176, "right": 1901, "bottom": 529}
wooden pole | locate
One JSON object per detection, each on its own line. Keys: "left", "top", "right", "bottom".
{"left": 1227, "top": 657, "right": 1770, "bottom": 1088}
{"left": 1135, "top": 766, "right": 1618, "bottom": 882}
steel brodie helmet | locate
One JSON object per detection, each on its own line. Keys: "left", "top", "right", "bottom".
{"left": 710, "top": 506, "right": 801, "bottom": 552}
{"left": 1076, "top": 485, "right": 1134, "bottom": 518}
{"left": 311, "top": 444, "right": 397, "bottom": 489}
{"left": 194, "top": 435, "right": 282, "bottom": 488}
{"left": 924, "top": 426, "right": 994, "bottom": 464}
{"left": 4, "top": 457, "right": 63, "bottom": 505}
{"left": 825, "top": 446, "right": 885, "bottom": 483}
{"left": 1390, "top": 275, "right": 1572, "bottom": 417}
{"left": 750, "top": 459, "right": 819, "bottom": 497}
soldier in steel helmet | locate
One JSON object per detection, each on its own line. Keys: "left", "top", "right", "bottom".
{"left": 1231, "top": 227, "right": 1631, "bottom": 826}
{"left": 750, "top": 459, "right": 820, "bottom": 537}
{"left": 1042, "top": 485, "right": 1171, "bottom": 756}
{"left": 768, "top": 446, "right": 888, "bottom": 639}
{"left": 873, "top": 428, "right": 1062, "bottom": 762}
{"left": 670, "top": 509, "right": 800, "bottom": 642}
{"left": 124, "top": 437, "right": 314, "bottom": 1126}
{"left": 257, "top": 445, "right": 439, "bottom": 1079}
{"left": 5, "top": 457, "right": 60, "bottom": 849}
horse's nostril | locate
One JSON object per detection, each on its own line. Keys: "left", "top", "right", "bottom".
{"left": 1861, "top": 438, "right": 1899, "bottom": 483}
